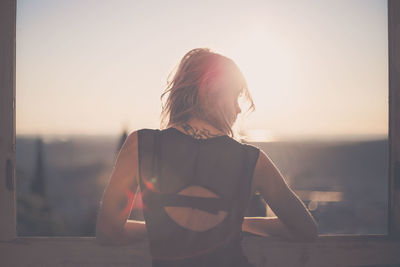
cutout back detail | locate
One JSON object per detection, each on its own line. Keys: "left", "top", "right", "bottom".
{"left": 164, "top": 185, "right": 228, "bottom": 232}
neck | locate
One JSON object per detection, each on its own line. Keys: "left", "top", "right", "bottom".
{"left": 177, "top": 119, "right": 226, "bottom": 140}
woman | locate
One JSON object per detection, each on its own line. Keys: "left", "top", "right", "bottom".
{"left": 96, "top": 48, "right": 318, "bottom": 266}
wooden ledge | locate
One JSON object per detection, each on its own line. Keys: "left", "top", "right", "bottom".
{"left": 0, "top": 236, "right": 399, "bottom": 266}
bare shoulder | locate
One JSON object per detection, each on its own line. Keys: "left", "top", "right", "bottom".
{"left": 252, "top": 150, "right": 267, "bottom": 189}
{"left": 114, "top": 131, "right": 139, "bottom": 177}
{"left": 254, "top": 149, "right": 273, "bottom": 172}
{"left": 119, "top": 131, "right": 138, "bottom": 156}
{"left": 251, "top": 149, "right": 287, "bottom": 198}
{"left": 108, "top": 130, "right": 140, "bottom": 188}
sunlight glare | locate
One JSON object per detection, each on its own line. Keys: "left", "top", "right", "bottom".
{"left": 243, "top": 129, "right": 276, "bottom": 142}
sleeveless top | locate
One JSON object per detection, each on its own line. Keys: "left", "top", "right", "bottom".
{"left": 138, "top": 128, "right": 260, "bottom": 267}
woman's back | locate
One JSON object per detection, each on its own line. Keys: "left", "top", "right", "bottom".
{"left": 95, "top": 49, "right": 317, "bottom": 267}
{"left": 138, "top": 128, "right": 259, "bottom": 266}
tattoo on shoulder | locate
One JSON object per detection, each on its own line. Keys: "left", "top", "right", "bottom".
{"left": 181, "top": 123, "right": 221, "bottom": 139}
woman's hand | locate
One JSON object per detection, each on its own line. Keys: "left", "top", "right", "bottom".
{"left": 242, "top": 217, "right": 292, "bottom": 240}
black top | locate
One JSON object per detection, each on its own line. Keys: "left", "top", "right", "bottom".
{"left": 138, "top": 128, "right": 260, "bottom": 267}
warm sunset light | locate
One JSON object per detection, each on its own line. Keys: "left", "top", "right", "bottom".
{"left": 16, "top": 0, "right": 387, "bottom": 140}
{"left": 13, "top": 0, "right": 391, "bottom": 242}
{"left": 242, "top": 129, "right": 276, "bottom": 143}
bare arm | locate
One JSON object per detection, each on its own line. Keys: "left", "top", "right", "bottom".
{"left": 244, "top": 150, "right": 318, "bottom": 241}
{"left": 96, "top": 131, "right": 147, "bottom": 245}
{"left": 243, "top": 217, "right": 292, "bottom": 239}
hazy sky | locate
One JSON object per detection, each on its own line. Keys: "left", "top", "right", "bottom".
{"left": 16, "top": 0, "right": 388, "bottom": 139}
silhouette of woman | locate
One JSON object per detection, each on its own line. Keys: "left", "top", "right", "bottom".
{"left": 96, "top": 48, "right": 318, "bottom": 267}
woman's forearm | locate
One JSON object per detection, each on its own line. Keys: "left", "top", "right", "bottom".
{"left": 242, "top": 217, "right": 292, "bottom": 239}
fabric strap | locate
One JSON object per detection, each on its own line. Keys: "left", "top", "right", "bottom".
{"left": 155, "top": 194, "right": 230, "bottom": 214}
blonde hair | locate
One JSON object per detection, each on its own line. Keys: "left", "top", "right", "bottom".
{"left": 161, "top": 48, "right": 255, "bottom": 136}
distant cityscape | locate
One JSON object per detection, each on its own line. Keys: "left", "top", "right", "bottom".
{"left": 16, "top": 131, "right": 388, "bottom": 236}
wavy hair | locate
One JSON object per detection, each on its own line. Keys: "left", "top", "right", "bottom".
{"left": 161, "top": 48, "right": 255, "bottom": 136}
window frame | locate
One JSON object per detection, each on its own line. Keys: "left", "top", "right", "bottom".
{"left": 1, "top": 0, "right": 399, "bottom": 266}
{"left": 388, "top": 0, "right": 400, "bottom": 238}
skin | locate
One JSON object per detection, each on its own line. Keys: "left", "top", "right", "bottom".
{"left": 243, "top": 151, "right": 318, "bottom": 241}
{"left": 180, "top": 122, "right": 222, "bottom": 139}
{"left": 96, "top": 101, "right": 318, "bottom": 246}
